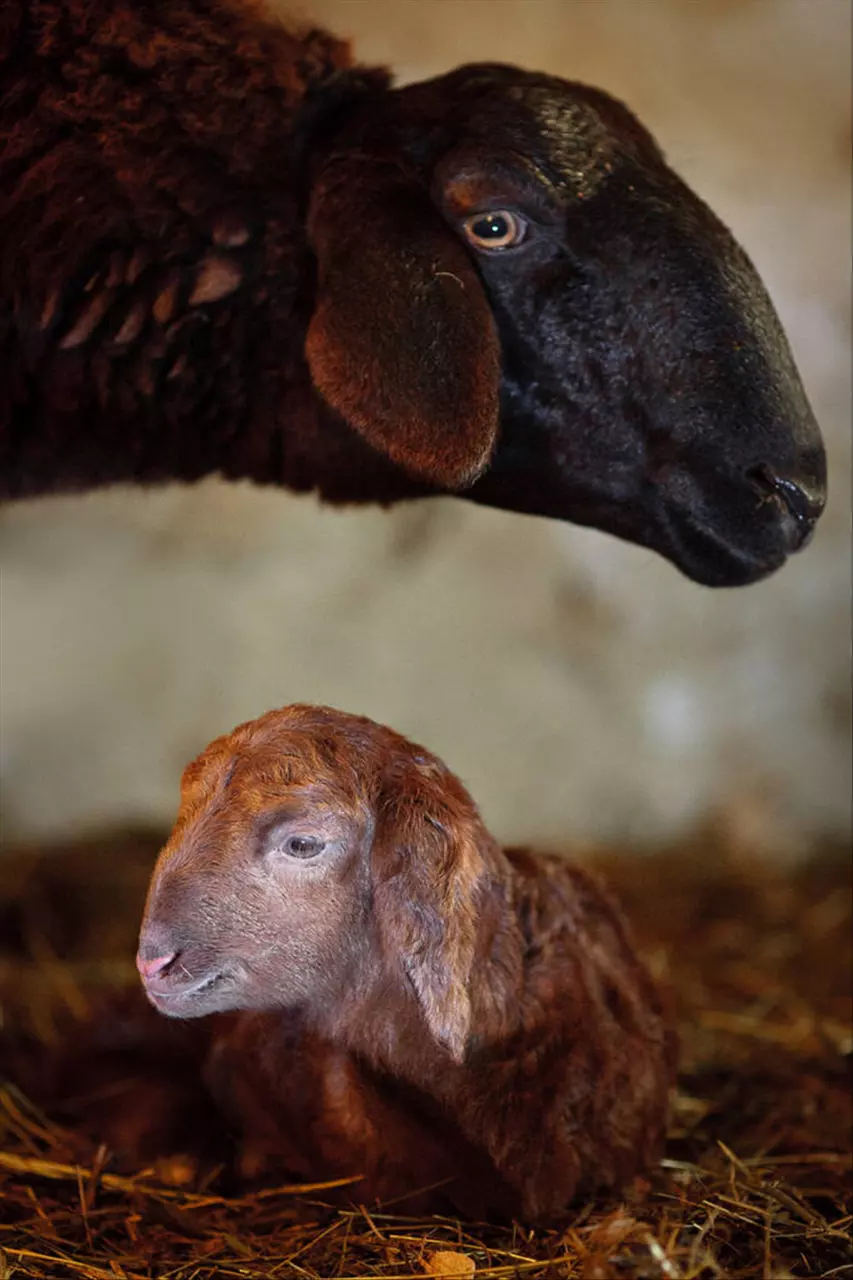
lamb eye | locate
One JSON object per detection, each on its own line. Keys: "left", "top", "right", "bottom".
{"left": 461, "top": 210, "right": 526, "bottom": 252}
{"left": 282, "top": 835, "right": 325, "bottom": 859}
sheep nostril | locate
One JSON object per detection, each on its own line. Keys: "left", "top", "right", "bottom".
{"left": 748, "top": 463, "right": 826, "bottom": 551}
{"left": 136, "top": 950, "right": 178, "bottom": 981}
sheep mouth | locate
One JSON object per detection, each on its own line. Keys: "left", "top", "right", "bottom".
{"left": 143, "top": 969, "right": 232, "bottom": 1017}
{"left": 651, "top": 502, "right": 788, "bottom": 588}
{"left": 465, "top": 447, "right": 815, "bottom": 587}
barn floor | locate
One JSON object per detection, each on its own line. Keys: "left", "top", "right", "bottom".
{"left": 0, "top": 829, "right": 850, "bottom": 1280}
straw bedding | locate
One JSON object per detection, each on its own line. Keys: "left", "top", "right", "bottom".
{"left": 1, "top": 826, "right": 850, "bottom": 1279}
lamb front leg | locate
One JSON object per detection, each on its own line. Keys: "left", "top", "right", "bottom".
{"left": 203, "top": 1011, "right": 517, "bottom": 1215}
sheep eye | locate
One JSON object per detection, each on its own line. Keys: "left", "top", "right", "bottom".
{"left": 461, "top": 210, "right": 526, "bottom": 252}
{"left": 281, "top": 835, "right": 326, "bottom": 859}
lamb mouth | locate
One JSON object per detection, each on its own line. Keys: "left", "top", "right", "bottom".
{"left": 145, "top": 969, "right": 231, "bottom": 1011}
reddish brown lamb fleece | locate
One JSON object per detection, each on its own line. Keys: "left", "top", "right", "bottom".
{"left": 137, "top": 705, "right": 675, "bottom": 1221}
{"left": 1, "top": 0, "right": 827, "bottom": 587}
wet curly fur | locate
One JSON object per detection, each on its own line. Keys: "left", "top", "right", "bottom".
{"left": 137, "top": 705, "right": 676, "bottom": 1221}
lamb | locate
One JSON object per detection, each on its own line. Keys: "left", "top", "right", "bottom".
{"left": 137, "top": 704, "right": 675, "bottom": 1221}
{"left": 1, "top": 0, "right": 827, "bottom": 587}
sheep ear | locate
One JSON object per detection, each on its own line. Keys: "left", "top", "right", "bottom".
{"left": 372, "top": 758, "right": 486, "bottom": 1063}
{"left": 305, "top": 164, "right": 501, "bottom": 489}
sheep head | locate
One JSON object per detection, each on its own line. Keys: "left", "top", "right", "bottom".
{"left": 137, "top": 705, "right": 489, "bottom": 1063}
{"left": 306, "top": 63, "right": 826, "bottom": 587}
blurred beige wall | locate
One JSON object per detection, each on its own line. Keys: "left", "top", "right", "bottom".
{"left": 1, "top": 0, "right": 850, "bottom": 854}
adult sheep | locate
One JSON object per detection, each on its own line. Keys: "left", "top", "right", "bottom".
{"left": 0, "top": 0, "right": 826, "bottom": 586}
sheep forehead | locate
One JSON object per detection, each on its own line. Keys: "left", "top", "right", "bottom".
{"left": 509, "top": 88, "right": 623, "bottom": 191}
{"left": 230, "top": 755, "right": 363, "bottom": 822}
{"left": 185, "top": 737, "right": 372, "bottom": 829}
{"left": 162, "top": 769, "right": 356, "bottom": 876}
{"left": 418, "top": 67, "right": 657, "bottom": 198}
{"left": 174, "top": 707, "right": 451, "bottom": 842}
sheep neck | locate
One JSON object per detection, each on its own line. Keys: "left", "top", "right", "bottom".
{"left": 317, "top": 848, "right": 592, "bottom": 1185}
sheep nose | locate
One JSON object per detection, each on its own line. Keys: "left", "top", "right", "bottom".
{"left": 749, "top": 463, "right": 826, "bottom": 551}
{"left": 136, "top": 949, "right": 178, "bottom": 980}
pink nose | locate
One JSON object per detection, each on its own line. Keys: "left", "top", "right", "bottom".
{"left": 135, "top": 950, "right": 177, "bottom": 980}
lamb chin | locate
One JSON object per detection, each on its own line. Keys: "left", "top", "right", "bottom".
{"left": 145, "top": 971, "right": 234, "bottom": 1018}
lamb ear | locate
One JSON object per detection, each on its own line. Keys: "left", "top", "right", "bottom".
{"left": 372, "top": 758, "right": 486, "bottom": 1063}
{"left": 305, "top": 163, "right": 501, "bottom": 489}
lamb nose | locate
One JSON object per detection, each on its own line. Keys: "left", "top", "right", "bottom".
{"left": 136, "top": 949, "right": 178, "bottom": 980}
{"left": 750, "top": 464, "right": 826, "bottom": 551}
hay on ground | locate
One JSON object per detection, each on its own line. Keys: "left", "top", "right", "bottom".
{"left": 0, "top": 827, "right": 850, "bottom": 1279}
